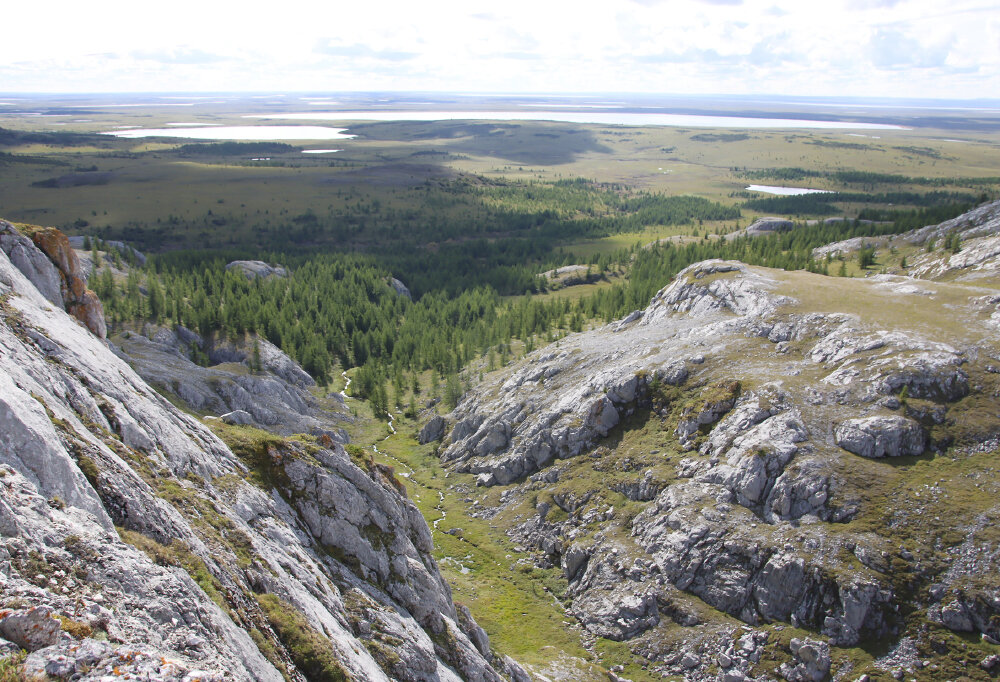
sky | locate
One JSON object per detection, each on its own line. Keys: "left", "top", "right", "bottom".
{"left": 2, "top": 0, "right": 999, "bottom": 99}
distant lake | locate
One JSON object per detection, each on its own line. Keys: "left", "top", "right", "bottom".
{"left": 246, "top": 111, "right": 908, "bottom": 131}
{"left": 746, "top": 185, "right": 835, "bottom": 196}
{"left": 102, "top": 126, "right": 356, "bottom": 140}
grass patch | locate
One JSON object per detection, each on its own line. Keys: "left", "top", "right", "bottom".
{"left": 0, "top": 651, "right": 28, "bottom": 682}
{"left": 365, "top": 423, "right": 597, "bottom": 675}
{"left": 256, "top": 593, "right": 350, "bottom": 682}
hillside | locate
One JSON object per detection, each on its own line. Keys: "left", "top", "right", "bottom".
{"left": 2, "top": 199, "right": 1000, "bottom": 681}
{"left": 424, "top": 201, "right": 1000, "bottom": 680}
{"left": 0, "top": 220, "right": 526, "bottom": 680}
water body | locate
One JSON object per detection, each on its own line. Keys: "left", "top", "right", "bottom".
{"left": 103, "top": 126, "right": 356, "bottom": 140}
{"left": 746, "top": 185, "right": 835, "bottom": 196}
{"left": 302, "top": 149, "right": 342, "bottom": 153}
{"left": 246, "top": 111, "right": 908, "bottom": 130}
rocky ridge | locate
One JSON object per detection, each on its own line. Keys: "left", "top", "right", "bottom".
{"left": 430, "top": 202, "right": 1000, "bottom": 680}
{"left": 112, "top": 324, "right": 349, "bottom": 439}
{"left": 814, "top": 198, "right": 1000, "bottom": 284}
{"left": 0, "top": 228, "right": 522, "bottom": 680}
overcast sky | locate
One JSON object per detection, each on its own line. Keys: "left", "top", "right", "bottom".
{"left": 3, "top": 0, "right": 998, "bottom": 99}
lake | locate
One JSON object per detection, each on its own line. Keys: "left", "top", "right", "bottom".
{"left": 102, "top": 126, "right": 356, "bottom": 140}
{"left": 746, "top": 185, "right": 835, "bottom": 196}
{"left": 245, "top": 111, "right": 908, "bottom": 130}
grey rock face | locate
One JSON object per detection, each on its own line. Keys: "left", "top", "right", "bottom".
{"left": 438, "top": 247, "right": 1000, "bottom": 660}
{"left": 1, "top": 222, "right": 64, "bottom": 307}
{"left": 0, "top": 239, "right": 510, "bottom": 680}
{"left": 835, "top": 415, "right": 925, "bottom": 459}
{"left": 113, "top": 329, "right": 341, "bottom": 438}
{"left": 225, "top": 260, "right": 288, "bottom": 280}
{"left": 0, "top": 606, "right": 62, "bottom": 651}
{"left": 746, "top": 217, "right": 794, "bottom": 236}
{"left": 418, "top": 415, "right": 447, "bottom": 444}
{"left": 1, "top": 220, "right": 107, "bottom": 338}
{"left": 389, "top": 277, "right": 412, "bottom": 299}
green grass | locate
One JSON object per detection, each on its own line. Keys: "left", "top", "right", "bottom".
{"left": 357, "top": 411, "right": 602, "bottom": 678}
{"left": 257, "top": 594, "right": 350, "bottom": 682}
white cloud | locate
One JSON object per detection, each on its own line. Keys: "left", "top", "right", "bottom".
{"left": 0, "top": 0, "right": 996, "bottom": 98}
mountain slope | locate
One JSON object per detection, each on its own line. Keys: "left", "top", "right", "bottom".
{"left": 0, "top": 220, "right": 523, "bottom": 680}
{"left": 430, "top": 201, "right": 1000, "bottom": 681}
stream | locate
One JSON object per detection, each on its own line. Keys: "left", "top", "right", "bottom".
{"left": 339, "top": 372, "right": 480, "bottom": 577}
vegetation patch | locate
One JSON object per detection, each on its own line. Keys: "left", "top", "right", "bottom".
{"left": 256, "top": 593, "right": 351, "bottom": 682}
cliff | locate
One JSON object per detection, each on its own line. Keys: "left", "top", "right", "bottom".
{"left": 0, "top": 226, "right": 522, "bottom": 680}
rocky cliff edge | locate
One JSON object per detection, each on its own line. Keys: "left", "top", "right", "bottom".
{"left": 0, "top": 227, "right": 522, "bottom": 680}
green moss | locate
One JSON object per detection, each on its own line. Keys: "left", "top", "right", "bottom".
{"left": 256, "top": 593, "right": 351, "bottom": 682}
{"left": 57, "top": 614, "right": 93, "bottom": 639}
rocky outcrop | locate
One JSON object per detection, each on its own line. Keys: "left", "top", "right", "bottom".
{"left": 0, "top": 227, "right": 514, "bottom": 680}
{"left": 225, "top": 260, "right": 288, "bottom": 280}
{"left": 419, "top": 415, "right": 447, "bottom": 444}
{"left": 834, "top": 415, "right": 925, "bottom": 458}
{"left": 541, "top": 265, "right": 595, "bottom": 287}
{"left": 389, "top": 276, "right": 412, "bottom": 299}
{"left": 746, "top": 216, "right": 794, "bottom": 236}
{"left": 812, "top": 198, "right": 1000, "bottom": 283}
{"left": 438, "top": 229, "right": 1000, "bottom": 674}
{"left": 0, "top": 220, "right": 105, "bottom": 338}
{"left": 67, "top": 236, "right": 147, "bottom": 266}
{"left": 113, "top": 327, "right": 343, "bottom": 438}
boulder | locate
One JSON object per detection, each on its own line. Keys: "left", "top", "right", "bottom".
{"left": 221, "top": 409, "right": 255, "bottom": 426}
{"left": 418, "top": 415, "right": 446, "bottom": 444}
{"left": 389, "top": 277, "right": 412, "bottom": 299}
{"left": 0, "top": 606, "right": 62, "bottom": 651}
{"left": 780, "top": 637, "right": 831, "bottom": 682}
{"left": 835, "top": 416, "right": 925, "bottom": 459}
{"left": 747, "top": 217, "right": 794, "bottom": 236}
{"left": 225, "top": 260, "right": 287, "bottom": 280}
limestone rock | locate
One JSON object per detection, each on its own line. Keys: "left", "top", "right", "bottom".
{"left": 746, "top": 217, "right": 794, "bottom": 236}
{"left": 0, "top": 222, "right": 63, "bottom": 306}
{"left": 225, "top": 260, "right": 287, "bottom": 280}
{"left": 0, "top": 606, "right": 61, "bottom": 651}
{"left": 389, "top": 277, "right": 412, "bottom": 299}
{"left": 220, "top": 409, "right": 255, "bottom": 426}
{"left": 418, "top": 415, "right": 446, "bottom": 444}
{"left": 835, "top": 416, "right": 925, "bottom": 459}
{"left": 0, "top": 220, "right": 105, "bottom": 338}
{"left": 780, "top": 637, "right": 831, "bottom": 682}
{"left": 112, "top": 330, "right": 340, "bottom": 437}
{"left": 570, "top": 588, "right": 659, "bottom": 641}
{"left": 68, "top": 236, "right": 147, "bottom": 267}
{"left": 0, "top": 221, "right": 509, "bottom": 681}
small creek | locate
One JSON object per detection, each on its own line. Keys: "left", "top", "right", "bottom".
{"left": 337, "top": 375, "right": 500, "bottom": 579}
